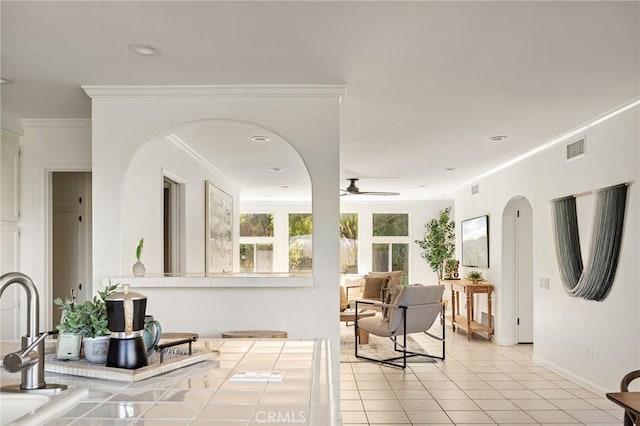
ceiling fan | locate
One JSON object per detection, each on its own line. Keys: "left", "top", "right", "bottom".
{"left": 340, "top": 178, "right": 400, "bottom": 196}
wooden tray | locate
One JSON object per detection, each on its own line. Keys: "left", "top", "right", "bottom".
{"left": 44, "top": 333, "right": 218, "bottom": 382}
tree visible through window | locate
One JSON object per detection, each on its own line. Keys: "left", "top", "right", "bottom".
{"left": 340, "top": 213, "right": 358, "bottom": 274}
{"left": 289, "top": 213, "right": 312, "bottom": 272}
{"left": 373, "top": 213, "right": 408, "bottom": 236}
{"left": 372, "top": 213, "right": 409, "bottom": 285}
{"left": 239, "top": 213, "right": 274, "bottom": 272}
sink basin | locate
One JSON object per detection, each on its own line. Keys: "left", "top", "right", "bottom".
{"left": 0, "top": 387, "right": 88, "bottom": 425}
{"left": 0, "top": 393, "right": 49, "bottom": 424}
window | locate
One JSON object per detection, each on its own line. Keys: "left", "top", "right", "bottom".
{"left": 372, "top": 213, "right": 409, "bottom": 285}
{"left": 239, "top": 213, "right": 274, "bottom": 272}
{"left": 340, "top": 213, "right": 358, "bottom": 274}
{"left": 373, "top": 213, "right": 408, "bottom": 236}
{"left": 289, "top": 213, "right": 312, "bottom": 272}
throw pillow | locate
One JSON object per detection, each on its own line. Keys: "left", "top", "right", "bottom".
{"left": 383, "top": 284, "right": 404, "bottom": 321}
{"left": 367, "top": 270, "right": 403, "bottom": 287}
{"left": 339, "top": 286, "right": 348, "bottom": 311}
{"left": 362, "top": 276, "right": 389, "bottom": 300}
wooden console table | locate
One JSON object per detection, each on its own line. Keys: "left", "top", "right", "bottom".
{"left": 441, "top": 279, "right": 494, "bottom": 341}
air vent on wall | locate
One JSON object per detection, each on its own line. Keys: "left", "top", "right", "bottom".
{"left": 566, "top": 137, "right": 586, "bottom": 162}
{"left": 471, "top": 184, "right": 479, "bottom": 196}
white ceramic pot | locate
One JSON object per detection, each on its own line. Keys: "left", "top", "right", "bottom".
{"left": 56, "top": 332, "right": 82, "bottom": 360}
{"left": 83, "top": 335, "right": 110, "bottom": 364}
{"left": 132, "top": 260, "right": 146, "bottom": 277}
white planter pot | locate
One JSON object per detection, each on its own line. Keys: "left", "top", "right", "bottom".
{"left": 56, "top": 332, "right": 82, "bottom": 360}
{"left": 132, "top": 260, "right": 146, "bottom": 277}
{"left": 83, "top": 335, "right": 110, "bottom": 364}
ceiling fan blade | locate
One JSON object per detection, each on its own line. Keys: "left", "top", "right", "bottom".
{"left": 358, "top": 191, "right": 400, "bottom": 196}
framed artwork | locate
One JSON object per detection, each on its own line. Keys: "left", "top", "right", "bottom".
{"left": 461, "top": 215, "right": 489, "bottom": 268}
{"left": 205, "top": 181, "right": 233, "bottom": 273}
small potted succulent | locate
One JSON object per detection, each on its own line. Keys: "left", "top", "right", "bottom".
{"left": 132, "top": 237, "right": 146, "bottom": 277}
{"left": 466, "top": 270, "right": 484, "bottom": 283}
{"left": 80, "top": 282, "right": 118, "bottom": 364}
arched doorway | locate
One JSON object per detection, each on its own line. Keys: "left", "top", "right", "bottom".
{"left": 502, "top": 196, "right": 533, "bottom": 344}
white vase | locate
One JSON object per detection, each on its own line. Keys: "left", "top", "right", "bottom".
{"left": 83, "top": 335, "right": 110, "bottom": 364}
{"left": 56, "top": 332, "right": 82, "bottom": 360}
{"left": 133, "top": 260, "right": 146, "bottom": 277}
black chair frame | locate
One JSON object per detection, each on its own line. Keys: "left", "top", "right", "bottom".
{"left": 354, "top": 299, "right": 445, "bottom": 369}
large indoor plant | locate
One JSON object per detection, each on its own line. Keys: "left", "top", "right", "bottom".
{"left": 415, "top": 207, "right": 455, "bottom": 280}
{"left": 79, "top": 282, "right": 118, "bottom": 363}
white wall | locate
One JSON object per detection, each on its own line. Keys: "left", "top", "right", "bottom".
{"left": 19, "top": 120, "right": 92, "bottom": 330}
{"left": 454, "top": 107, "right": 639, "bottom": 392}
{"left": 122, "top": 135, "right": 238, "bottom": 275}
{"left": 86, "top": 86, "right": 343, "bottom": 420}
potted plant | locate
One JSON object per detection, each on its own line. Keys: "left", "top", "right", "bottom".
{"left": 80, "top": 282, "right": 118, "bottom": 363}
{"left": 467, "top": 270, "right": 484, "bottom": 283}
{"left": 415, "top": 207, "right": 455, "bottom": 280}
{"left": 444, "top": 258, "right": 460, "bottom": 279}
{"left": 132, "top": 237, "right": 146, "bottom": 277}
{"left": 54, "top": 295, "right": 83, "bottom": 360}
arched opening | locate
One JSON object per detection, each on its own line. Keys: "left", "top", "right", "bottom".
{"left": 502, "top": 196, "right": 533, "bottom": 344}
{"left": 121, "top": 119, "right": 311, "bottom": 276}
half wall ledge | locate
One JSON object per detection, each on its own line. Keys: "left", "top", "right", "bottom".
{"left": 102, "top": 273, "right": 313, "bottom": 288}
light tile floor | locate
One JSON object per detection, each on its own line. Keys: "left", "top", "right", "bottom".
{"left": 340, "top": 323, "right": 623, "bottom": 425}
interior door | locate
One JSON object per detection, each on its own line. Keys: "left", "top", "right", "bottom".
{"left": 515, "top": 200, "right": 534, "bottom": 343}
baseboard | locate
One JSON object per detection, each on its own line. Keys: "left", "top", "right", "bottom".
{"left": 532, "top": 354, "right": 610, "bottom": 395}
{"left": 494, "top": 336, "right": 516, "bottom": 346}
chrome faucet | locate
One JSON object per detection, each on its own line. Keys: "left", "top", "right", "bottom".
{"left": 0, "top": 272, "right": 66, "bottom": 394}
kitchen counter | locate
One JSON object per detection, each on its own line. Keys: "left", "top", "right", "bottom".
{"left": 0, "top": 338, "right": 335, "bottom": 425}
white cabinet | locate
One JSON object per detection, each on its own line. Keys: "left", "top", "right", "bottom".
{"left": 0, "top": 130, "right": 21, "bottom": 340}
{"left": 1, "top": 131, "right": 20, "bottom": 222}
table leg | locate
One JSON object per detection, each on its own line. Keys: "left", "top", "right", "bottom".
{"left": 358, "top": 329, "right": 369, "bottom": 345}
{"left": 451, "top": 286, "right": 457, "bottom": 331}
{"left": 487, "top": 288, "right": 493, "bottom": 340}
{"left": 466, "top": 291, "right": 473, "bottom": 341}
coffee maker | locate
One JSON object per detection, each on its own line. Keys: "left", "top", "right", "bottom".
{"left": 105, "top": 284, "right": 149, "bottom": 369}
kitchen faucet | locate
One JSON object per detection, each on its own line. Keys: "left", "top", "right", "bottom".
{"left": 0, "top": 272, "right": 66, "bottom": 394}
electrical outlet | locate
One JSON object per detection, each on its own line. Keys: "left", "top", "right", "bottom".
{"left": 539, "top": 277, "right": 550, "bottom": 289}
{"left": 587, "top": 346, "right": 593, "bottom": 361}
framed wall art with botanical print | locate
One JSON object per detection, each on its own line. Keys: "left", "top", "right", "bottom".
{"left": 205, "top": 181, "right": 233, "bottom": 273}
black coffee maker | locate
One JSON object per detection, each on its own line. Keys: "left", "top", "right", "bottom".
{"left": 105, "top": 284, "right": 149, "bottom": 369}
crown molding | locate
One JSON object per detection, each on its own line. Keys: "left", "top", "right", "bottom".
{"left": 21, "top": 119, "right": 91, "bottom": 128}
{"left": 81, "top": 84, "right": 347, "bottom": 103}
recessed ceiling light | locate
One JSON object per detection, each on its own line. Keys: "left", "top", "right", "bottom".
{"left": 269, "top": 167, "right": 283, "bottom": 172}
{"left": 488, "top": 135, "right": 510, "bottom": 142}
{"left": 128, "top": 42, "right": 162, "bottom": 57}
{"left": 0, "top": 77, "right": 14, "bottom": 85}
{"left": 444, "top": 167, "right": 457, "bottom": 172}
{"left": 250, "top": 136, "right": 270, "bottom": 142}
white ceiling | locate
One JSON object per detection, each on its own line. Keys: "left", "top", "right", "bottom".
{"left": 2, "top": 1, "right": 638, "bottom": 201}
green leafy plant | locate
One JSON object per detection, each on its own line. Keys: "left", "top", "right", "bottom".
{"left": 415, "top": 207, "right": 455, "bottom": 280}
{"left": 54, "top": 283, "right": 119, "bottom": 338}
{"left": 77, "top": 282, "right": 119, "bottom": 338}
{"left": 54, "top": 297, "right": 84, "bottom": 335}
{"left": 467, "top": 270, "right": 484, "bottom": 282}
{"left": 136, "top": 238, "right": 144, "bottom": 261}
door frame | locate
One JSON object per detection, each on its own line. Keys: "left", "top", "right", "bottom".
{"left": 46, "top": 168, "right": 91, "bottom": 330}
{"left": 501, "top": 195, "right": 534, "bottom": 345}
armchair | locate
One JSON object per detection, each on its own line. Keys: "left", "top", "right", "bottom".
{"left": 355, "top": 284, "right": 445, "bottom": 369}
